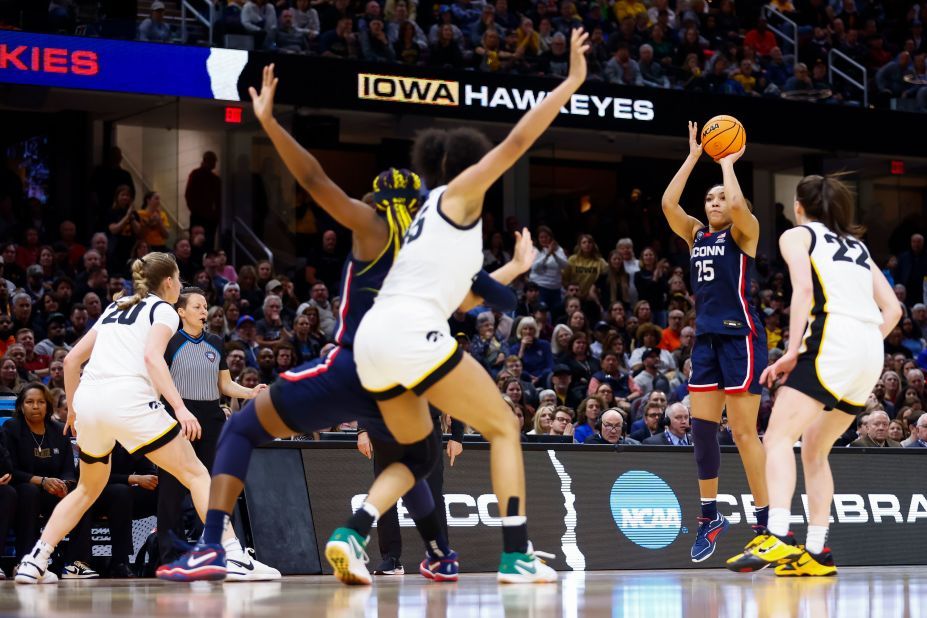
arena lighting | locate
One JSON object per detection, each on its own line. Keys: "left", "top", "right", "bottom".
{"left": 891, "top": 161, "right": 905, "bottom": 175}
{"left": 225, "top": 107, "right": 242, "bottom": 123}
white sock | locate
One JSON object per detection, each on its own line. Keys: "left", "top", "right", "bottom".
{"left": 362, "top": 502, "right": 381, "bottom": 521}
{"left": 805, "top": 526, "right": 828, "bottom": 554}
{"left": 767, "top": 508, "right": 790, "bottom": 537}
{"left": 30, "top": 540, "right": 54, "bottom": 562}
{"left": 501, "top": 516, "right": 527, "bottom": 526}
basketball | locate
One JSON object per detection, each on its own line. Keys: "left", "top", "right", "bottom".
{"left": 701, "top": 115, "right": 746, "bottom": 161}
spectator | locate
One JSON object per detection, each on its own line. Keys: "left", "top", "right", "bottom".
{"left": 360, "top": 18, "right": 397, "bottom": 62}
{"left": 502, "top": 355, "right": 540, "bottom": 407}
{"left": 549, "top": 406, "right": 575, "bottom": 438}
{"left": 394, "top": 21, "right": 426, "bottom": 65}
{"left": 0, "top": 356, "right": 23, "bottom": 396}
{"left": 744, "top": 17, "right": 777, "bottom": 57}
{"left": 633, "top": 347, "right": 671, "bottom": 397}
{"left": 529, "top": 226, "right": 568, "bottom": 310}
{"left": 585, "top": 408, "right": 641, "bottom": 445}
{"left": 16, "top": 329, "right": 49, "bottom": 375}
{"left": 470, "top": 313, "right": 505, "bottom": 372}
{"left": 232, "top": 315, "right": 261, "bottom": 367}
{"left": 850, "top": 410, "right": 901, "bottom": 447}
{"left": 138, "top": 1, "right": 171, "bottom": 42}
{"left": 888, "top": 418, "right": 907, "bottom": 443}
{"left": 528, "top": 405, "right": 554, "bottom": 435}
{"left": 589, "top": 351, "right": 640, "bottom": 401}
{"left": 242, "top": 0, "right": 276, "bottom": 46}
{"left": 564, "top": 234, "right": 608, "bottom": 299}
{"left": 643, "top": 402, "right": 691, "bottom": 445}
{"left": 876, "top": 51, "right": 915, "bottom": 100}
{"left": 106, "top": 185, "right": 140, "bottom": 270}
{"left": 562, "top": 332, "right": 600, "bottom": 388}
{"left": 537, "top": 32, "right": 570, "bottom": 77}
{"left": 509, "top": 317, "right": 553, "bottom": 383}
{"left": 184, "top": 152, "right": 222, "bottom": 248}
{"left": 291, "top": 307, "right": 327, "bottom": 363}
{"left": 386, "top": 1, "right": 426, "bottom": 48}
{"left": 605, "top": 43, "right": 642, "bottom": 85}
{"left": 573, "top": 395, "right": 604, "bottom": 443}
{"left": 3, "top": 383, "right": 96, "bottom": 577}
{"left": 638, "top": 43, "right": 671, "bottom": 88}
{"left": 293, "top": 0, "right": 320, "bottom": 41}
{"left": 629, "top": 399, "right": 665, "bottom": 442}
{"left": 659, "top": 310, "right": 685, "bottom": 352}
{"left": 207, "top": 305, "right": 230, "bottom": 342}
{"left": 256, "top": 347, "right": 277, "bottom": 384}
{"left": 429, "top": 23, "right": 466, "bottom": 68}
{"left": 82, "top": 292, "right": 103, "bottom": 326}
{"left": 274, "top": 9, "right": 310, "bottom": 52}
{"left": 319, "top": 16, "right": 360, "bottom": 59}
{"left": 255, "top": 294, "right": 290, "bottom": 348}
{"left": 906, "top": 414, "right": 927, "bottom": 447}
{"left": 550, "top": 363, "right": 583, "bottom": 409}
{"left": 137, "top": 191, "right": 170, "bottom": 253}
{"left": 34, "top": 314, "right": 70, "bottom": 357}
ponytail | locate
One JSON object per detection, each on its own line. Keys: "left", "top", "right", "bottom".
{"left": 115, "top": 252, "right": 178, "bottom": 308}
{"left": 372, "top": 168, "right": 423, "bottom": 259}
{"left": 795, "top": 173, "right": 865, "bottom": 239}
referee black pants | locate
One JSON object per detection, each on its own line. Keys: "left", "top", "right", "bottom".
{"left": 157, "top": 399, "right": 225, "bottom": 565}
{"left": 373, "top": 420, "right": 449, "bottom": 562}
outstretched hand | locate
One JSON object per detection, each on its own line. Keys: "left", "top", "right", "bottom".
{"left": 511, "top": 228, "right": 538, "bottom": 273}
{"left": 688, "top": 121, "right": 703, "bottom": 160}
{"left": 249, "top": 64, "right": 279, "bottom": 126}
{"left": 567, "top": 28, "right": 590, "bottom": 84}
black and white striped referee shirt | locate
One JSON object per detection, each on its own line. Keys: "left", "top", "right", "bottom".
{"left": 164, "top": 329, "right": 227, "bottom": 401}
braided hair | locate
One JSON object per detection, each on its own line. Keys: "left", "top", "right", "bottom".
{"left": 371, "top": 168, "right": 423, "bottom": 257}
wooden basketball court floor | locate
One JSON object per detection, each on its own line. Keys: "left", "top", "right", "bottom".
{"left": 2, "top": 567, "right": 924, "bottom": 618}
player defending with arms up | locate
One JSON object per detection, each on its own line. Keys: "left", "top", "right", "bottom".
{"left": 726, "top": 175, "right": 900, "bottom": 576}
{"left": 661, "top": 122, "right": 768, "bottom": 562}
{"left": 341, "top": 28, "right": 591, "bottom": 586}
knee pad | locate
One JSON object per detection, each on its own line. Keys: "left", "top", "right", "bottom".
{"left": 692, "top": 418, "right": 721, "bottom": 481}
{"left": 217, "top": 400, "right": 273, "bottom": 450}
{"left": 213, "top": 400, "right": 273, "bottom": 482}
{"left": 399, "top": 430, "right": 441, "bottom": 481}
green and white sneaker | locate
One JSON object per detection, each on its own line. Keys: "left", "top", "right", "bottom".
{"left": 497, "top": 542, "right": 558, "bottom": 584}
{"left": 325, "top": 528, "right": 372, "bottom": 586}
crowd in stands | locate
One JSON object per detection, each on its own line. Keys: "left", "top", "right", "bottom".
{"left": 2, "top": 146, "right": 927, "bottom": 452}
{"left": 7, "top": 1, "right": 925, "bottom": 110}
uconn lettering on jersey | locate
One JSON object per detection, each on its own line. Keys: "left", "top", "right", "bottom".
{"left": 691, "top": 245, "right": 725, "bottom": 258}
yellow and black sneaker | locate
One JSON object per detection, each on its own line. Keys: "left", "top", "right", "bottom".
{"left": 775, "top": 547, "right": 837, "bottom": 577}
{"left": 725, "top": 531, "right": 802, "bottom": 573}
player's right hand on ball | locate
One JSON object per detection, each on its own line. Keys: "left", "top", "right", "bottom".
{"left": 176, "top": 406, "right": 202, "bottom": 441}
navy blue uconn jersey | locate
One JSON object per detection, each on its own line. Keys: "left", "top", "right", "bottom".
{"left": 330, "top": 244, "right": 395, "bottom": 348}
{"left": 690, "top": 226, "right": 761, "bottom": 337}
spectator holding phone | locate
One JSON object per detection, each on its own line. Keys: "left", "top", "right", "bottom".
{"left": 1, "top": 383, "right": 96, "bottom": 578}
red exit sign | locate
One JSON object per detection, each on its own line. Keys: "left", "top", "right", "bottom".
{"left": 891, "top": 160, "right": 905, "bottom": 175}
{"left": 225, "top": 107, "right": 242, "bottom": 124}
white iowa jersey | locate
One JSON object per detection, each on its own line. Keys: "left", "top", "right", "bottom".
{"left": 376, "top": 185, "right": 483, "bottom": 317}
{"left": 805, "top": 221, "right": 882, "bottom": 325}
{"left": 81, "top": 294, "right": 179, "bottom": 391}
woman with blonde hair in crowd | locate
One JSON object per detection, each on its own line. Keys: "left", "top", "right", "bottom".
{"left": 528, "top": 405, "right": 555, "bottom": 436}
{"left": 550, "top": 324, "right": 573, "bottom": 359}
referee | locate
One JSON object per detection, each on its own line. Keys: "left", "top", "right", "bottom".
{"left": 157, "top": 287, "right": 267, "bottom": 565}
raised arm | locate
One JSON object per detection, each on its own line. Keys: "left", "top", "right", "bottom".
{"left": 249, "top": 64, "right": 380, "bottom": 235}
{"left": 444, "top": 29, "right": 590, "bottom": 222}
{"left": 661, "top": 122, "right": 705, "bottom": 250}
{"left": 459, "top": 228, "right": 537, "bottom": 312}
{"left": 717, "top": 144, "right": 759, "bottom": 252}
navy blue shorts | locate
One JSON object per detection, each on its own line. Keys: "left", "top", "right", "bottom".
{"left": 269, "top": 346, "right": 392, "bottom": 442}
{"left": 688, "top": 331, "right": 766, "bottom": 395}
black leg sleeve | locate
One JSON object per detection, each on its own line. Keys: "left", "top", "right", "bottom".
{"left": 426, "top": 423, "right": 449, "bottom": 540}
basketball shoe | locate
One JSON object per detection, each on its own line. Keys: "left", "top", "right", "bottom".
{"left": 13, "top": 552, "right": 58, "bottom": 585}
{"left": 497, "top": 543, "right": 557, "bottom": 584}
{"left": 690, "top": 513, "right": 730, "bottom": 562}
{"left": 156, "top": 543, "right": 227, "bottom": 582}
{"left": 224, "top": 538, "right": 282, "bottom": 581}
{"left": 419, "top": 550, "right": 459, "bottom": 582}
{"left": 774, "top": 547, "right": 837, "bottom": 577}
{"left": 725, "top": 531, "right": 802, "bottom": 573}
{"left": 325, "top": 527, "right": 372, "bottom": 585}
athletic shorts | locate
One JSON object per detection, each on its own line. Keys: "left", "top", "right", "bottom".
{"left": 269, "top": 346, "right": 393, "bottom": 441}
{"left": 74, "top": 379, "right": 180, "bottom": 462}
{"left": 786, "top": 313, "right": 883, "bottom": 415}
{"left": 688, "top": 331, "right": 766, "bottom": 396}
{"left": 353, "top": 300, "right": 463, "bottom": 401}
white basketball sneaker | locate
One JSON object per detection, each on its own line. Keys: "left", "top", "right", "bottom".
{"left": 14, "top": 552, "right": 59, "bottom": 585}
{"left": 223, "top": 538, "right": 282, "bottom": 581}
{"left": 497, "top": 542, "right": 558, "bottom": 584}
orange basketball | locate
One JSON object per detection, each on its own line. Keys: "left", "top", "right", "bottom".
{"left": 700, "top": 115, "right": 746, "bottom": 161}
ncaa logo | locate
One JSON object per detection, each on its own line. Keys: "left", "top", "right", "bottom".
{"left": 610, "top": 471, "right": 681, "bottom": 549}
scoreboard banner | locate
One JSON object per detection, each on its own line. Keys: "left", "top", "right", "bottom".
{"left": 2, "top": 31, "right": 926, "bottom": 154}
{"left": 291, "top": 443, "right": 927, "bottom": 573}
